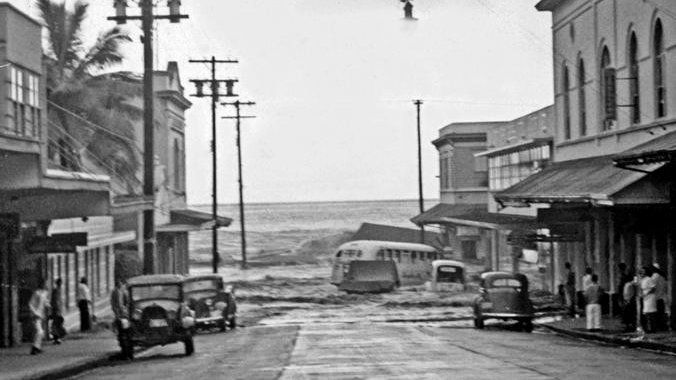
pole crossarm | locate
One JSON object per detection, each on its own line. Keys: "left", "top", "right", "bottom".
{"left": 188, "top": 56, "right": 240, "bottom": 274}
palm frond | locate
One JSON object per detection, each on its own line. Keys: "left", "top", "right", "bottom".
{"left": 74, "top": 27, "right": 132, "bottom": 78}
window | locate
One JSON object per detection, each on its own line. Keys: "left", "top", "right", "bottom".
{"left": 376, "top": 250, "right": 385, "bottom": 260}
{"left": 562, "top": 65, "right": 571, "bottom": 140}
{"left": 600, "top": 46, "right": 616, "bottom": 130}
{"left": 440, "top": 156, "right": 450, "bottom": 189}
{"left": 488, "top": 145, "right": 551, "bottom": 191}
{"left": 394, "top": 250, "right": 401, "bottom": 263}
{"left": 4, "top": 66, "right": 40, "bottom": 138}
{"left": 629, "top": 33, "right": 641, "bottom": 124}
{"left": 578, "top": 59, "right": 587, "bottom": 135}
{"left": 654, "top": 19, "right": 666, "bottom": 118}
{"left": 173, "top": 139, "right": 182, "bottom": 190}
{"left": 411, "top": 252, "right": 417, "bottom": 262}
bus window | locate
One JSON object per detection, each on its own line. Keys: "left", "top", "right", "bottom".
{"left": 428, "top": 252, "right": 435, "bottom": 261}
{"left": 395, "top": 250, "right": 401, "bottom": 263}
{"left": 376, "top": 250, "right": 385, "bottom": 260}
{"left": 336, "top": 251, "right": 342, "bottom": 258}
{"left": 386, "top": 249, "right": 393, "bottom": 261}
{"left": 411, "top": 252, "right": 417, "bottom": 262}
{"left": 356, "top": 251, "right": 362, "bottom": 258}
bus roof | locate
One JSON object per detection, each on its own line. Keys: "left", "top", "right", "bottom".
{"left": 432, "top": 260, "right": 466, "bottom": 269}
{"left": 336, "top": 240, "right": 436, "bottom": 252}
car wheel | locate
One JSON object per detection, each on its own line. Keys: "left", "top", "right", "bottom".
{"left": 218, "top": 318, "right": 227, "bottom": 332}
{"left": 229, "top": 316, "right": 237, "bottom": 330}
{"left": 522, "top": 319, "right": 533, "bottom": 333}
{"left": 474, "top": 317, "right": 484, "bottom": 329}
{"left": 184, "top": 335, "right": 195, "bottom": 356}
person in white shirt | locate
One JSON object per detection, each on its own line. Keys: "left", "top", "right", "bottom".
{"left": 76, "top": 277, "right": 92, "bottom": 331}
{"left": 582, "top": 267, "right": 594, "bottom": 292}
{"left": 28, "top": 279, "right": 50, "bottom": 355}
{"left": 640, "top": 267, "right": 657, "bottom": 333}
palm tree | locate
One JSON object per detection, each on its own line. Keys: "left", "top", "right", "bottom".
{"left": 38, "top": 0, "right": 142, "bottom": 194}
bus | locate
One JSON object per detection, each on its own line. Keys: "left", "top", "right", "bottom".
{"left": 330, "top": 240, "right": 439, "bottom": 286}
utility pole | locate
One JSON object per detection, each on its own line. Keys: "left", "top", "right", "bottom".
{"left": 189, "top": 58, "right": 238, "bottom": 274}
{"left": 222, "top": 101, "right": 256, "bottom": 270}
{"left": 109, "top": 0, "right": 188, "bottom": 274}
{"left": 414, "top": 99, "right": 425, "bottom": 244}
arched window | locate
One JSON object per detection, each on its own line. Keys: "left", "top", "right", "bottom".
{"left": 578, "top": 59, "right": 587, "bottom": 136}
{"left": 562, "top": 65, "right": 571, "bottom": 140}
{"left": 173, "top": 139, "right": 182, "bottom": 191}
{"left": 629, "top": 32, "right": 640, "bottom": 124}
{"left": 600, "top": 46, "right": 615, "bottom": 130}
{"left": 654, "top": 19, "right": 666, "bottom": 118}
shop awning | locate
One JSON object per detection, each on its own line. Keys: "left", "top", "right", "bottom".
{"left": 614, "top": 130, "right": 676, "bottom": 166}
{"left": 475, "top": 137, "right": 552, "bottom": 158}
{"left": 411, "top": 203, "right": 536, "bottom": 230}
{"left": 495, "top": 155, "right": 668, "bottom": 206}
{"left": 157, "top": 209, "right": 232, "bottom": 233}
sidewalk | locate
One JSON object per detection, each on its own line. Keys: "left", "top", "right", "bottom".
{"left": 540, "top": 316, "right": 676, "bottom": 355}
{"left": 0, "top": 301, "right": 119, "bottom": 380}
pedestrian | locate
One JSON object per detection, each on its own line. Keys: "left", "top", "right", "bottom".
{"left": 622, "top": 271, "right": 637, "bottom": 332}
{"left": 652, "top": 263, "right": 668, "bottom": 331}
{"left": 640, "top": 266, "right": 657, "bottom": 333}
{"left": 28, "top": 279, "right": 50, "bottom": 355}
{"left": 584, "top": 274, "right": 602, "bottom": 331}
{"left": 582, "top": 267, "right": 593, "bottom": 292}
{"left": 111, "top": 279, "right": 129, "bottom": 354}
{"left": 50, "top": 278, "right": 66, "bottom": 344}
{"left": 77, "top": 277, "right": 92, "bottom": 331}
{"left": 402, "top": 0, "right": 413, "bottom": 19}
{"left": 564, "top": 262, "right": 576, "bottom": 317}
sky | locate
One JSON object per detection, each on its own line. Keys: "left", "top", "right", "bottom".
{"left": 12, "top": 0, "right": 554, "bottom": 205}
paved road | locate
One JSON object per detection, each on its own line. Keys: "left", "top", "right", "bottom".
{"left": 71, "top": 324, "right": 676, "bottom": 380}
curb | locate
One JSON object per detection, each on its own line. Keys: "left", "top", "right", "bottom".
{"left": 539, "top": 324, "right": 676, "bottom": 355}
{"left": 29, "top": 353, "right": 116, "bottom": 380}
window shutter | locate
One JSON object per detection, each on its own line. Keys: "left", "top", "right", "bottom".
{"left": 604, "top": 68, "right": 617, "bottom": 121}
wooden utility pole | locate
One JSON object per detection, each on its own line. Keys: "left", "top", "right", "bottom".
{"left": 222, "top": 101, "right": 256, "bottom": 270}
{"left": 189, "top": 58, "right": 238, "bottom": 274}
{"left": 109, "top": 0, "right": 188, "bottom": 274}
{"left": 414, "top": 99, "right": 425, "bottom": 243}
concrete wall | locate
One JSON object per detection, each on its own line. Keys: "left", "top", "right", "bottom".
{"left": 545, "top": 0, "right": 676, "bottom": 161}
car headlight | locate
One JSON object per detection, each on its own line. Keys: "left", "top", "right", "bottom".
{"left": 205, "top": 299, "right": 213, "bottom": 306}
{"left": 182, "top": 316, "right": 195, "bottom": 328}
{"left": 120, "top": 318, "right": 130, "bottom": 330}
{"left": 214, "top": 301, "right": 227, "bottom": 311}
{"left": 132, "top": 309, "right": 142, "bottom": 320}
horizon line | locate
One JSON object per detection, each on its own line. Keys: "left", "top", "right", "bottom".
{"left": 188, "top": 197, "right": 440, "bottom": 207}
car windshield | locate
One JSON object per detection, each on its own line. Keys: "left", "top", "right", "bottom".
{"left": 184, "top": 279, "right": 221, "bottom": 294}
{"left": 436, "top": 266, "right": 464, "bottom": 283}
{"left": 489, "top": 278, "right": 523, "bottom": 289}
{"left": 130, "top": 284, "right": 181, "bottom": 301}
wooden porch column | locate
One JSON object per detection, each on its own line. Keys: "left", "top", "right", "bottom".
{"left": 636, "top": 233, "right": 643, "bottom": 333}
{"left": 650, "top": 233, "right": 657, "bottom": 267}
{"left": 667, "top": 232, "right": 675, "bottom": 329}
{"left": 585, "top": 221, "right": 593, "bottom": 269}
{"left": 574, "top": 241, "right": 584, "bottom": 291}
{"left": 491, "top": 229, "right": 499, "bottom": 271}
{"left": 596, "top": 216, "right": 609, "bottom": 289}
{"left": 608, "top": 214, "right": 616, "bottom": 293}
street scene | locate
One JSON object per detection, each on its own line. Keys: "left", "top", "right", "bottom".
{"left": 1, "top": 0, "right": 676, "bottom": 379}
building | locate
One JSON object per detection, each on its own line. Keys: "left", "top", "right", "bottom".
{"left": 0, "top": 4, "right": 128, "bottom": 347}
{"left": 103, "top": 63, "right": 231, "bottom": 275}
{"left": 493, "top": 0, "right": 676, "bottom": 322}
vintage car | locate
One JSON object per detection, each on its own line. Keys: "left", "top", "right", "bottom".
{"left": 425, "top": 260, "right": 466, "bottom": 292}
{"left": 184, "top": 274, "right": 237, "bottom": 331}
{"left": 473, "top": 272, "right": 535, "bottom": 332}
{"left": 338, "top": 260, "right": 400, "bottom": 294}
{"left": 117, "top": 274, "right": 195, "bottom": 359}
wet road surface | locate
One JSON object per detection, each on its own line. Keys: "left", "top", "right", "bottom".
{"left": 70, "top": 322, "right": 676, "bottom": 379}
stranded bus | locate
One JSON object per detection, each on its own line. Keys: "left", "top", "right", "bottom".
{"left": 330, "top": 240, "right": 439, "bottom": 287}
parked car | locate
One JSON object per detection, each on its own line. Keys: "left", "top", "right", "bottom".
{"left": 425, "top": 260, "right": 466, "bottom": 292}
{"left": 117, "top": 274, "right": 195, "bottom": 359}
{"left": 472, "top": 272, "right": 535, "bottom": 332}
{"left": 184, "top": 274, "right": 237, "bottom": 332}
{"left": 338, "top": 260, "right": 400, "bottom": 293}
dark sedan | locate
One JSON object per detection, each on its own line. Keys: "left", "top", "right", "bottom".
{"left": 473, "top": 272, "right": 535, "bottom": 332}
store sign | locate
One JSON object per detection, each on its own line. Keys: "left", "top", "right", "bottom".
{"left": 28, "top": 233, "right": 88, "bottom": 253}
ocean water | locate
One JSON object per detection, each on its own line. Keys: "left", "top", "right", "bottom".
{"left": 189, "top": 199, "right": 438, "bottom": 262}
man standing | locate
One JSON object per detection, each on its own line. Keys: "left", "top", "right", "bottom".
{"left": 584, "top": 274, "right": 602, "bottom": 331}
{"left": 652, "top": 264, "right": 667, "bottom": 331}
{"left": 76, "top": 277, "right": 92, "bottom": 331}
{"left": 50, "top": 278, "right": 65, "bottom": 344}
{"left": 640, "top": 266, "right": 657, "bottom": 333}
{"left": 564, "top": 262, "right": 576, "bottom": 317}
{"left": 28, "top": 279, "right": 50, "bottom": 355}
{"left": 111, "top": 279, "right": 129, "bottom": 354}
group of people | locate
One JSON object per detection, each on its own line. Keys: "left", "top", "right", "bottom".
{"left": 562, "top": 261, "right": 669, "bottom": 333}
{"left": 28, "top": 277, "right": 93, "bottom": 355}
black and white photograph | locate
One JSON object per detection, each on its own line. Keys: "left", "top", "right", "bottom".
{"left": 0, "top": 1, "right": 675, "bottom": 379}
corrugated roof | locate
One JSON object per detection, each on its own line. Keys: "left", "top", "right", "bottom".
{"left": 411, "top": 203, "right": 535, "bottom": 229}
{"left": 495, "top": 155, "right": 650, "bottom": 204}
{"left": 614, "top": 130, "right": 676, "bottom": 165}
{"left": 351, "top": 223, "right": 443, "bottom": 248}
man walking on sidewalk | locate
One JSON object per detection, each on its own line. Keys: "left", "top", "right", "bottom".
{"left": 77, "top": 277, "right": 92, "bottom": 331}
{"left": 50, "top": 278, "right": 66, "bottom": 344}
{"left": 585, "top": 274, "right": 602, "bottom": 331}
{"left": 28, "top": 279, "right": 50, "bottom": 355}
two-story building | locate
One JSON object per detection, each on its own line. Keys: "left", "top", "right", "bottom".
{"left": 494, "top": 0, "right": 676, "bottom": 322}
{"left": 0, "top": 3, "right": 130, "bottom": 347}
